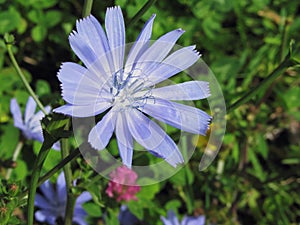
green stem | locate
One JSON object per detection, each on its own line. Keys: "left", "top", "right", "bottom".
{"left": 6, "top": 37, "right": 55, "bottom": 224}
{"left": 27, "top": 135, "right": 58, "bottom": 225}
{"left": 39, "top": 148, "right": 80, "bottom": 187}
{"left": 61, "top": 123, "right": 76, "bottom": 225}
{"left": 18, "top": 148, "right": 81, "bottom": 201}
{"left": 280, "top": 20, "right": 289, "bottom": 62}
{"left": 127, "top": 0, "right": 157, "bottom": 27}
{"left": 6, "top": 43, "right": 48, "bottom": 115}
{"left": 78, "top": 174, "right": 102, "bottom": 189}
{"left": 181, "top": 135, "right": 194, "bottom": 214}
{"left": 5, "top": 141, "right": 24, "bottom": 179}
{"left": 227, "top": 54, "right": 295, "bottom": 113}
{"left": 82, "top": 0, "right": 93, "bottom": 17}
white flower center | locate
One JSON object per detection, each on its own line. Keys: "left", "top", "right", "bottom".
{"left": 110, "top": 69, "right": 154, "bottom": 111}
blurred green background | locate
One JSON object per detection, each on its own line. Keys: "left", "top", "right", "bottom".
{"left": 0, "top": 0, "right": 300, "bottom": 224}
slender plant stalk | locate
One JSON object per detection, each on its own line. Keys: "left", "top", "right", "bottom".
{"left": 227, "top": 54, "right": 295, "bottom": 113}
{"left": 59, "top": 1, "right": 95, "bottom": 222}
{"left": 6, "top": 44, "right": 48, "bottom": 115}
{"left": 39, "top": 148, "right": 80, "bottom": 187}
{"left": 18, "top": 148, "right": 81, "bottom": 201}
{"left": 61, "top": 122, "right": 76, "bottom": 225}
{"left": 280, "top": 18, "right": 288, "bottom": 61}
{"left": 127, "top": 0, "right": 157, "bottom": 27}
{"left": 27, "top": 136, "right": 58, "bottom": 225}
{"left": 5, "top": 40, "right": 54, "bottom": 224}
{"left": 82, "top": 0, "right": 93, "bottom": 17}
{"left": 61, "top": 3, "right": 96, "bottom": 222}
{"left": 180, "top": 135, "right": 194, "bottom": 214}
{"left": 27, "top": 0, "right": 94, "bottom": 221}
{"left": 5, "top": 141, "right": 24, "bottom": 179}
{"left": 77, "top": 174, "right": 102, "bottom": 189}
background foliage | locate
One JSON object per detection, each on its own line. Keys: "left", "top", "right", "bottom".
{"left": 0, "top": 0, "right": 299, "bottom": 224}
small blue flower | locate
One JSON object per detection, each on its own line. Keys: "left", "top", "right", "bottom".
{"left": 10, "top": 96, "right": 60, "bottom": 150}
{"left": 161, "top": 210, "right": 205, "bottom": 225}
{"left": 34, "top": 172, "right": 92, "bottom": 225}
{"left": 118, "top": 205, "right": 139, "bottom": 225}
{"left": 54, "top": 6, "right": 211, "bottom": 168}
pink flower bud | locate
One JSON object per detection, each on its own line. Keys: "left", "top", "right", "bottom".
{"left": 106, "top": 166, "right": 140, "bottom": 202}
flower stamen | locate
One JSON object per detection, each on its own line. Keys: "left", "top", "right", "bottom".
{"left": 110, "top": 68, "right": 155, "bottom": 111}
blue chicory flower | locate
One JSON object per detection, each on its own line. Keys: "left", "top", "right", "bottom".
{"left": 118, "top": 205, "right": 139, "bottom": 225}
{"left": 161, "top": 210, "right": 205, "bottom": 225}
{"left": 34, "top": 172, "right": 92, "bottom": 225}
{"left": 54, "top": 6, "right": 211, "bottom": 168}
{"left": 10, "top": 96, "right": 60, "bottom": 150}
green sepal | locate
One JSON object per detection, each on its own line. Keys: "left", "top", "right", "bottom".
{"left": 289, "top": 39, "right": 300, "bottom": 64}
{"left": 3, "top": 33, "right": 15, "bottom": 45}
{"left": 41, "top": 113, "right": 71, "bottom": 143}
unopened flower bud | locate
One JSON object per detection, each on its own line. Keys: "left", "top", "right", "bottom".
{"left": 8, "top": 183, "right": 19, "bottom": 197}
{"left": 0, "top": 205, "right": 9, "bottom": 224}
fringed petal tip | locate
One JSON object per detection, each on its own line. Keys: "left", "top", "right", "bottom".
{"left": 76, "top": 15, "right": 91, "bottom": 24}
{"left": 193, "top": 49, "right": 202, "bottom": 57}
{"left": 87, "top": 136, "right": 98, "bottom": 150}
{"left": 204, "top": 115, "right": 213, "bottom": 135}
{"left": 68, "top": 30, "right": 78, "bottom": 40}
{"left": 167, "top": 154, "right": 184, "bottom": 168}
{"left": 106, "top": 5, "right": 122, "bottom": 12}
{"left": 52, "top": 106, "right": 67, "bottom": 115}
{"left": 202, "top": 81, "right": 211, "bottom": 98}
{"left": 149, "top": 150, "right": 184, "bottom": 168}
{"left": 87, "top": 137, "right": 106, "bottom": 152}
{"left": 188, "top": 45, "right": 201, "bottom": 58}
{"left": 57, "top": 62, "right": 68, "bottom": 78}
{"left": 167, "top": 159, "right": 184, "bottom": 168}
{"left": 207, "top": 82, "right": 211, "bottom": 98}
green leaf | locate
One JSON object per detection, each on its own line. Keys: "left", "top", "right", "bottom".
{"left": 85, "top": 184, "right": 104, "bottom": 207}
{"left": 32, "top": 0, "right": 58, "bottom": 9}
{"left": 42, "top": 148, "right": 61, "bottom": 172}
{"left": 17, "top": 0, "right": 58, "bottom": 9}
{"left": 35, "top": 80, "right": 51, "bottom": 96}
{"left": 247, "top": 149, "right": 266, "bottom": 182}
{"left": 0, "top": 95, "right": 12, "bottom": 123}
{"left": 169, "top": 166, "right": 194, "bottom": 186}
{"left": 0, "top": 7, "right": 21, "bottom": 34}
{"left": 283, "top": 87, "right": 300, "bottom": 109}
{"left": 165, "top": 199, "right": 181, "bottom": 211}
{"left": 0, "top": 67, "right": 30, "bottom": 93}
{"left": 105, "top": 208, "right": 120, "bottom": 225}
{"left": 127, "top": 200, "right": 144, "bottom": 220}
{"left": 31, "top": 25, "right": 47, "bottom": 42}
{"left": 137, "top": 179, "right": 160, "bottom": 200}
{"left": 45, "top": 10, "right": 62, "bottom": 27}
{"left": 42, "top": 114, "right": 69, "bottom": 140}
{"left": 8, "top": 216, "right": 25, "bottom": 225}
{"left": 28, "top": 10, "right": 42, "bottom": 24}
{"left": 211, "top": 57, "right": 242, "bottom": 84}
{"left": 202, "top": 16, "right": 221, "bottom": 39}
{"left": 14, "top": 90, "right": 31, "bottom": 107}
{"left": 83, "top": 202, "right": 102, "bottom": 217}
{"left": 282, "top": 158, "right": 300, "bottom": 165}
{"left": 17, "top": 18, "right": 28, "bottom": 34}
{"left": 255, "top": 133, "right": 268, "bottom": 159}
{"left": 247, "top": 188, "right": 262, "bottom": 218}
{"left": 11, "top": 159, "right": 28, "bottom": 180}
{"left": 0, "top": 124, "right": 19, "bottom": 158}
